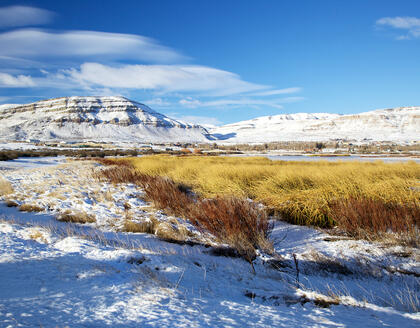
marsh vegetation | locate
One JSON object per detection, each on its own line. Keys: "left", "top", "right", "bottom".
{"left": 99, "top": 155, "right": 419, "bottom": 246}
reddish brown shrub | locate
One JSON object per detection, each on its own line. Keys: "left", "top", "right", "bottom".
{"left": 330, "top": 197, "right": 420, "bottom": 240}
{"left": 141, "top": 176, "right": 193, "bottom": 217}
{"left": 95, "top": 160, "right": 273, "bottom": 263}
{"left": 93, "top": 165, "right": 141, "bottom": 184}
{"left": 96, "top": 158, "right": 133, "bottom": 167}
{"left": 189, "top": 197, "right": 273, "bottom": 261}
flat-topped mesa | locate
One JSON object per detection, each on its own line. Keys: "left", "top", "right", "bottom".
{"left": 0, "top": 96, "right": 210, "bottom": 143}
{"left": 0, "top": 96, "right": 201, "bottom": 128}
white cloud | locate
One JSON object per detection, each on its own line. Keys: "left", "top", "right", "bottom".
{"left": 178, "top": 97, "right": 304, "bottom": 109}
{"left": 179, "top": 98, "right": 203, "bottom": 107}
{"left": 250, "top": 87, "right": 302, "bottom": 96}
{"left": 0, "top": 25, "right": 302, "bottom": 106}
{"left": 376, "top": 16, "right": 420, "bottom": 39}
{"left": 0, "top": 6, "right": 54, "bottom": 28}
{"left": 66, "top": 62, "right": 267, "bottom": 95}
{"left": 0, "top": 29, "right": 185, "bottom": 63}
{"left": 0, "top": 72, "right": 34, "bottom": 87}
{"left": 144, "top": 98, "right": 172, "bottom": 107}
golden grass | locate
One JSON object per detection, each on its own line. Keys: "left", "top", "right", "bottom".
{"left": 5, "top": 199, "right": 18, "bottom": 207}
{"left": 122, "top": 155, "right": 419, "bottom": 229}
{"left": 29, "top": 229, "right": 48, "bottom": 243}
{"left": 122, "top": 215, "right": 195, "bottom": 243}
{"left": 123, "top": 215, "right": 159, "bottom": 234}
{"left": 19, "top": 203, "right": 45, "bottom": 212}
{"left": 57, "top": 209, "right": 96, "bottom": 223}
{"left": 0, "top": 178, "right": 13, "bottom": 196}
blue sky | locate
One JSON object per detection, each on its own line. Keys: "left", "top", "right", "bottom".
{"left": 0, "top": 0, "right": 419, "bottom": 125}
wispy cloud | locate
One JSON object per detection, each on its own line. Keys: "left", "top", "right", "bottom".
{"left": 0, "top": 29, "right": 186, "bottom": 63}
{"left": 376, "top": 16, "right": 420, "bottom": 39}
{"left": 0, "top": 6, "right": 301, "bottom": 111}
{"left": 65, "top": 62, "right": 267, "bottom": 95}
{"left": 0, "top": 72, "right": 34, "bottom": 87}
{"left": 143, "top": 98, "right": 172, "bottom": 107}
{"left": 249, "top": 87, "right": 302, "bottom": 97}
{"left": 0, "top": 6, "right": 54, "bottom": 28}
{"left": 178, "top": 96, "right": 303, "bottom": 109}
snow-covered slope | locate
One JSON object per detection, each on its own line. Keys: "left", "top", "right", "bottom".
{"left": 210, "top": 107, "right": 420, "bottom": 143}
{"left": 0, "top": 96, "right": 210, "bottom": 143}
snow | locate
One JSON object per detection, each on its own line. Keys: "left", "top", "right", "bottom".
{"left": 210, "top": 107, "right": 420, "bottom": 143}
{"left": 0, "top": 159, "right": 419, "bottom": 327}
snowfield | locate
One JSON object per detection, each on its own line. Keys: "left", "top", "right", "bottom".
{"left": 0, "top": 159, "right": 419, "bottom": 327}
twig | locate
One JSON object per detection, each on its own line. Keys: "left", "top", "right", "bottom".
{"left": 175, "top": 269, "right": 185, "bottom": 290}
{"left": 293, "top": 253, "right": 299, "bottom": 287}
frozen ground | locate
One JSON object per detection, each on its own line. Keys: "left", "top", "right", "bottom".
{"left": 0, "top": 159, "right": 419, "bottom": 327}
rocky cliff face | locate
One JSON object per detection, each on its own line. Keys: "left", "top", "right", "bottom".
{"left": 0, "top": 96, "right": 210, "bottom": 143}
{"left": 209, "top": 107, "right": 420, "bottom": 143}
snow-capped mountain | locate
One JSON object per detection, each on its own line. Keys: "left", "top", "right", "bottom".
{"left": 210, "top": 107, "right": 420, "bottom": 143}
{"left": 0, "top": 97, "right": 210, "bottom": 143}
{"left": 0, "top": 97, "right": 418, "bottom": 144}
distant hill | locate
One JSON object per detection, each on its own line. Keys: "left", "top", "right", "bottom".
{"left": 209, "top": 107, "right": 420, "bottom": 143}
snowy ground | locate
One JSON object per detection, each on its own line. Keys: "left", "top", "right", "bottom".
{"left": 0, "top": 159, "right": 419, "bottom": 327}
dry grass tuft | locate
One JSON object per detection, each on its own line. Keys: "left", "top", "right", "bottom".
{"left": 19, "top": 203, "right": 45, "bottom": 212}
{"left": 122, "top": 214, "right": 195, "bottom": 244}
{"left": 123, "top": 216, "right": 159, "bottom": 234}
{"left": 5, "top": 199, "right": 18, "bottom": 207}
{"left": 57, "top": 209, "right": 96, "bottom": 223}
{"left": 0, "top": 178, "right": 13, "bottom": 196}
{"left": 29, "top": 229, "right": 48, "bottom": 243}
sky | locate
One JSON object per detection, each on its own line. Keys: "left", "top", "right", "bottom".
{"left": 0, "top": 0, "right": 419, "bottom": 125}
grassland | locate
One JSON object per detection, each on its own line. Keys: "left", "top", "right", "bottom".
{"left": 105, "top": 155, "right": 419, "bottom": 244}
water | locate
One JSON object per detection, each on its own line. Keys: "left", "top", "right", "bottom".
{"left": 226, "top": 154, "right": 420, "bottom": 163}
{"left": 0, "top": 156, "right": 67, "bottom": 170}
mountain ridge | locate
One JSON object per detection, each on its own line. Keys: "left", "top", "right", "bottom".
{"left": 210, "top": 106, "right": 419, "bottom": 143}
{"left": 0, "top": 97, "right": 418, "bottom": 144}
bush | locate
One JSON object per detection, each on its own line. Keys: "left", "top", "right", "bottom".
{"left": 330, "top": 197, "right": 420, "bottom": 245}
{"left": 189, "top": 197, "right": 273, "bottom": 261}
